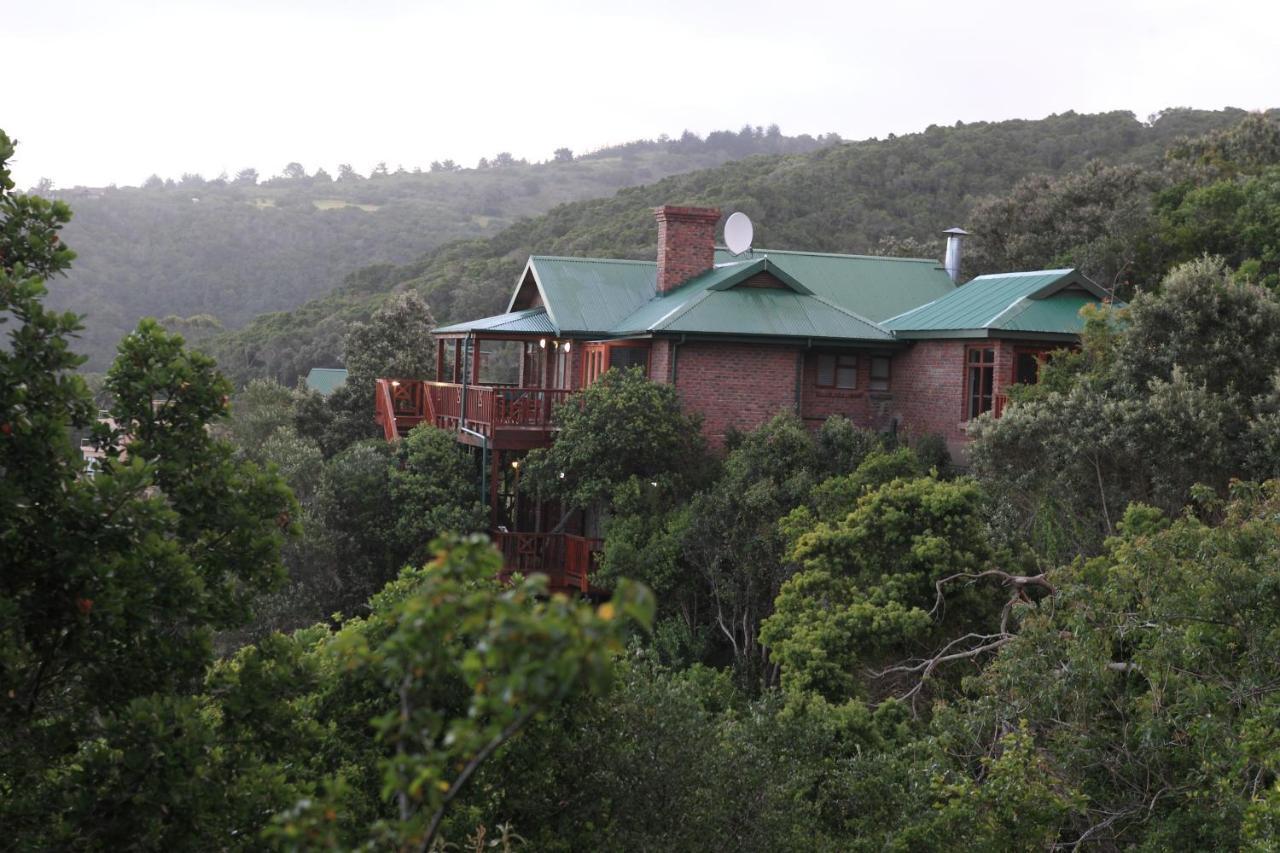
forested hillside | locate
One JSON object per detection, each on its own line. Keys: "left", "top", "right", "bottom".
{"left": 208, "top": 108, "right": 1255, "bottom": 385}
{"left": 48, "top": 128, "right": 833, "bottom": 369}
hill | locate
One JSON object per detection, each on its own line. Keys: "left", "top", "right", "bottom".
{"left": 207, "top": 108, "right": 1251, "bottom": 385}
{"left": 46, "top": 128, "right": 834, "bottom": 369}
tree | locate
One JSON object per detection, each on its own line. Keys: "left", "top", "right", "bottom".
{"left": 553, "top": 147, "right": 573, "bottom": 163}
{"left": 923, "top": 483, "right": 1280, "bottom": 848}
{"left": 298, "top": 290, "right": 438, "bottom": 458}
{"left": 268, "top": 536, "right": 653, "bottom": 850}
{"left": 336, "top": 162, "right": 359, "bottom": 181}
{"left": 228, "top": 377, "right": 296, "bottom": 459}
{"left": 0, "top": 130, "right": 294, "bottom": 845}
{"left": 680, "top": 413, "right": 821, "bottom": 683}
{"left": 521, "top": 368, "right": 708, "bottom": 525}
{"left": 282, "top": 162, "right": 307, "bottom": 180}
{"left": 390, "top": 424, "right": 487, "bottom": 560}
{"left": 763, "top": 472, "right": 997, "bottom": 706}
{"left": 235, "top": 167, "right": 259, "bottom": 185}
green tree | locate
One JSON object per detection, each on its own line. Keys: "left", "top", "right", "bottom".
{"left": 0, "top": 130, "right": 294, "bottom": 845}
{"left": 925, "top": 483, "right": 1280, "bottom": 848}
{"left": 763, "top": 473, "right": 995, "bottom": 705}
{"left": 269, "top": 536, "right": 653, "bottom": 850}
{"left": 390, "top": 424, "right": 487, "bottom": 560}
{"left": 303, "top": 290, "right": 437, "bottom": 457}
{"left": 522, "top": 368, "right": 708, "bottom": 526}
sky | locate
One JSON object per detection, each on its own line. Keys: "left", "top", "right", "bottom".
{"left": 5, "top": 0, "right": 1280, "bottom": 188}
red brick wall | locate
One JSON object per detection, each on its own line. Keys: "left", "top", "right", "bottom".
{"left": 674, "top": 341, "right": 800, "bottom": 448}
{"left": 889, "top": 339, "right": 1025, "bottom": 460}
{"left": 889, "top": 340, "right": 970, "bottom": 454}
{"left": 655, "top": 206, "right": 720, "bottom": 294}
{"left": 648, "top": 339, "right": 673, "bottom": 384}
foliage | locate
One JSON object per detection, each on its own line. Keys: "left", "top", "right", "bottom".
{"left": 228, "top": 377, "right": 296, "bottom": 456}
{"left": 926, "top": 484, "right": 1280, "bottom": 848}
{"left": 269, "top": 536, "right": 654, "bottom": 850}
{"left": 763, "top": 473, "right": 994, "bottom": 704}
{"left": 522, "top": 368, "right": 709, "bottom": 517}
{"left": 303, "top": 290, "right": 438, "bottom": 458}
{"left": 390, "top": 424, "right": 487, "bottom": 560}
{"left": 0, "top": 132, "right": 294, "bottom": 846}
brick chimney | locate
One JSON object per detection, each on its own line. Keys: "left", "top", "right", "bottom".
{"left": 654, "top": 205, "right": 721, "bottom": 294}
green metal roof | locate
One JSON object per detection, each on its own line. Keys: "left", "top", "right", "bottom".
{"left": 716, "top": 249, "right": 955, "bottom": 322}
{"left": 512, "top": 257, "right": 658, "bottom": 335}
{"left": 610, "top": 259, "right": 892, "bottom": 341}
{"left": 305, "top": 367, "right": 348, "bottom": 396}
{"left": 434, "top": 307, "right": 556, "bottom": 336}
{"left": 443, "top": 247, "right": 1099, "bottom": 345}
{"left": 883, "top": 269, "right": 1108, "bottom": 337}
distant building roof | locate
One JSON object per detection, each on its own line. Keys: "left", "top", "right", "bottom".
{"left": 305, "top": 367, "right": 349, "bottom": 395}
{"left": 882, "top": 269, "right": 1110, "bottom": 339}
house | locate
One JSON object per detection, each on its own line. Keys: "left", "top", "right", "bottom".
{"left": 374, "top": 205, "right": 1109, "bottom": 593}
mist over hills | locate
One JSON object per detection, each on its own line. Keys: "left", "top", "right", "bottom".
{"left": 202, "top": 108, "right": 1252, "bottom": 385}
{"left": 46, "top": 127, "right": 833, "bottom": 370}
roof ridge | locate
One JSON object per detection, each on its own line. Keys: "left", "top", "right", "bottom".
{"left": 803, "top": 291, "right": 889, "bottom": 333}
{"left": 982, "top": 296, "right": 1031, "bottom": 328}
{"left": 726, "top": 247, "right": 941, "bottom": 264}
{"left": 531, "top": 255, "right": 656, "bottom": 266}
{"left": 969, "top": 268, "right": 1074, "bottom": 280}
{"left": 648, "top": 288, "right": 716, "bottom": 331}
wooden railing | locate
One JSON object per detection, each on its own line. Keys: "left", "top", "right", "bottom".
{"left": 377, "top": 379, "right": 572, "bottom": 440}
{"left": 493, "top": 531, "right": 603, "bottom": 594}
{"left": 375, "top": 378, "right": 432, "bottom": 439}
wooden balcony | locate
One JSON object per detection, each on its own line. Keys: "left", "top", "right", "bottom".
{"left": 376, "top": 379, "right": 572, "bottom": 449}
{"left": 494, "top": 531, "right": 605, "bottom": 597}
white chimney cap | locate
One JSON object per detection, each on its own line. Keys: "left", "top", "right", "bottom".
{"left": 942, "top": 227, "right": 971, "bottom": 236}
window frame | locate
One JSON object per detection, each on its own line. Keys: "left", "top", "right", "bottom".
{"left": 580, "top": 340, "right": 651, "bottom": 387}
{"left": 815, "top": 353, "right": 859, "bottom": 390}
{"left": 964, "top": 345, "right": 996, "bottom": 420}
{"left": 869, "top": 356, "right": 891, "bottom": 392}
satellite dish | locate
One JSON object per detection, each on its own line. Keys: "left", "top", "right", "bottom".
{"left": 724, "top": 211, "right": 754, "bottom": 255}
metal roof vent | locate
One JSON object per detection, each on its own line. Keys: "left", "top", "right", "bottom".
{"left": 943, "top": 227, "right": 970, "bottom": 283}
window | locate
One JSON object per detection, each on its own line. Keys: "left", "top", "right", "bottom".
{"left": 816, "top": 353, "right": 857, "bottom": 389}
{"left": 966, "top": 346, "right": 995, "bottom": 419}
{"left": 869, "top": 356, "right": 891, "bottom": 391}
{"left": 609, "top": 346, "right": 649, "bottom": 373}
{"left": 1014, "top": 349, "right": 1054, "bottom": 386}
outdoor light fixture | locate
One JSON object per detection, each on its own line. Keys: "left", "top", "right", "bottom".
{"left": 558, "top": 471, "right": 565, "bottom": 479}
{"left": 390, "top": 380, "right": 400, "bottom": 387}
{"left": 563, "top": 341, "right": 571, "bottom": 352}
{"left": 539, "top": 338, "right": 547, "bottom": 348}
{"left": 512, "top": 460, "right": 520, "bottom": 469}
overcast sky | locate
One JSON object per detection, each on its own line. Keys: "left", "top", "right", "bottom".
{"left": 6, "top": 0, "right": 1279, "bottom": 188}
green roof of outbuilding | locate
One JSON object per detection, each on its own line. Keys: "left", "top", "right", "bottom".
{"left": 434, "top": 308, "right": 557, "bottom": 336}
{"left": 883, "top": 269, "right": 1108, "bottom": 338}
{"left": 305, "top": 367, "right": 348, "bottom": 395}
